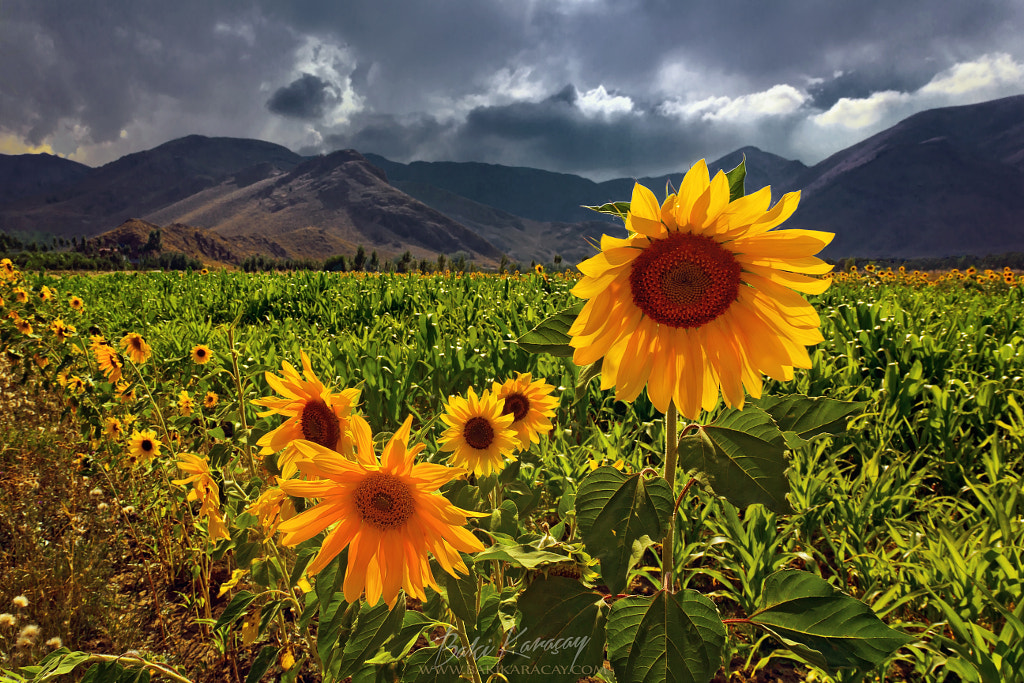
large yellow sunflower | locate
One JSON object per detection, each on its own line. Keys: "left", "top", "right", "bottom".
{"left": 437, "top": 386, "right": 519, "bottom": 477}
{"left": 491, "top": 373, "right": 558, "bottom": 449}
{"left": 277, "top": 416, "right": 485, "bottom": 607}
{"left": 252, "top": 351, "right": 370, "bottom": 477}
{"left": 569, "top": 160, "right": 833, "bottom": 419}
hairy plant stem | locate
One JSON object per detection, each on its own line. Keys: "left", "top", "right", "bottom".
{"left": 226, "top": 325, "right": 258, "bottom": 479}
{"left": 453, "top": 615, "right": 484, "bottom": 683}
{"left": 662, "top": 403, "right": 678, "bottom": 592}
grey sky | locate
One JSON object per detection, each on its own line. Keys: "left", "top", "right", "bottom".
{"left": 2, "top": 0, "right": 1023, "bottom": 179}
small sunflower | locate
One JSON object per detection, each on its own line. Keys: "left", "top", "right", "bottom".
{"left": 253, "top": 351, "right": 370, "bottom": 477}
{"left": 172, "top": 453, "right": 230, "bottom": 540}
{"left": 177, "top": 390, "right": 195, "bottom": 416}
{"left": 14, "top": 317, "right": 32, "bottom": 335}
{"left": 568, "top": 161, "right": 832, "bottom": 418}
{"left": 191, "top": 344, "right": 213, "bottom": 364}
{"left": 203, "top": 391, "right": 219, "bottom": 410}
{"left": 244, "top": 483, "right": 297, "bottom": 539}
{"left": 104, "top": 416, "right": 123, "bottom": 440}
{"left": 120, "top": 333, "right": 152, "bottom": 364}
{"left": 115, "top": 380, "right": 136, "bottom": 403}
{"left": 94, "top": 344, "right": 124, "bottom": 383}
{"left": 491, "top": 373, "right": 558, "bottom": 449}
{"left": 438, "top": 386, "right": 518, "bottom": 477}
{"left": 128, "top": 429, "right": 161, "bottom": 465}
{"left": 69, "top": 296, "right": 84, "bottom": 311}
{"left": 50, "top": 319, "right": 75, "bottom": 342}
{"left": 13, "top": 288, "right": 28, "bottom": 303}
{"left": 277, "top": 416, "right": 486, "bottom": 607}
{"left": 38, "top": 286, "right": 54, "bottom": 302}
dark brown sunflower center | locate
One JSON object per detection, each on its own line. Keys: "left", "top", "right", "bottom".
{"left": 300, "top": 398, "right": 341, "bottom": 449}
{"left": 629, "top": 232, "right": 742, "bottom": 328}
{"left": 196, "top": 349, "right": 207, "bottom": 358}
{"left": 130, "top": 337, "right": 143, "bottom": 350}
{"left": 353, "top": 472, "right": 415, "bottom": 530}
{"left": 141, "top": 439, "right": 153, "bottom": 452}
{"left": 463, "top": 417, "right": 495, "bottom": 449}
{"left": 501, "top": 393, "right": 530, "bottom": 422}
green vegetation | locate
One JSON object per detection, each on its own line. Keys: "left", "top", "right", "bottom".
{"left": 1, "top": 268, "right": 1022, "bottom": 682}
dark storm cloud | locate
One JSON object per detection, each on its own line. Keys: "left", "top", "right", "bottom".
{"left": 808, "top": 69, "right": 938, "bottom": 110}
{"left": 2, "top": 0, "right": 1024, "bottom": 172}
{"left": 267, "top": 73, "right": 332, "bottom": 119}
{"left": 328, "top": 85, "right": 775, "bottom": 179}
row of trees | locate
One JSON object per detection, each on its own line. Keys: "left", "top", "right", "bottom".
{"left": 241, "top": 246, "right": 490, "bottom": 274}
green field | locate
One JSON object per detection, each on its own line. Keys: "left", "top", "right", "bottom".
{"left": 2, "top": 268, "right": 1022, "bottom": 682}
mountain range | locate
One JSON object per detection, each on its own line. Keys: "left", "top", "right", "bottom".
{"left": 2, "top": 94, "right": 1024, "bottom": 265}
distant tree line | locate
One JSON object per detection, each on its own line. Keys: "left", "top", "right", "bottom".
{"left": 0, "top": 228, "right": 201, "bottom": 271}
{"left": 241, "top": 246, "right": 488, "bottom": 274}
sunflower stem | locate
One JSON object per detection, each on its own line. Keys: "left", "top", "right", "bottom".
{"left": 453, "top": 614, "right": 484, "bottom": 683}
{"left": 662, "top": 403, "right": 678, "bottom": 592}
{"left": 227, "top": 325, "right": 257, "bottom": 479}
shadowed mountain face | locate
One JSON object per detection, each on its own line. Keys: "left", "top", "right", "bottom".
{"left": 0, "top": 136, "right": 303, "bottom": 237}
{"left": 3, "top": 94, "right": 1024, "bottom": 263}
{"left": 785, "top": 94, "right": 1024, "bottom": 257}
{"left": 0, "top": 154, "right": 91, "bottom": 205}
{"left": 145, "top": 149, "right": 503, "bottom": 264}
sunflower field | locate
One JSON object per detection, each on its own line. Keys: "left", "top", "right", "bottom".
{"left": 2, "top": 167, "right": 1024, "bottom": 683}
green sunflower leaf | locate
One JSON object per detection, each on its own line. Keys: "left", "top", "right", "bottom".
{"left": 676, "top": 406, "right": 792, "bottom": 513}
{"left": 607, "top": 590, "right": 727, "bottom": 683}
{"left": 573, "top": 358, "right": 602, "bottom": 406}
{"left": 724, "top": 157, "right": 746, "bottom": 201}
{"left": 749, "top": 570, "right": 915, "bottom": 671}
{"left": 583, "top": 200, "right": 631, "bottom": 221}
{"left": 515, "top": 304, "right": 583, "bottom": 357}
{"left": 337, "top": 597, "right": 407, "bottom": 680}
{"left": 754, "top": 394, "right": 867, "bottom": 445}
{"left": 474, "top": 542, "right": 569, "bottom": 569}
{"left": 502, "top": 576, "right": 609, "bottom": 683}
{"left": 401, "top": 646, "right": 464, "bottom": 683}
{"left": 574, "top": 467, "right": 674, "bottom": 595}
{"left": 439, "top": 555, "right": 478, "bottom": 626}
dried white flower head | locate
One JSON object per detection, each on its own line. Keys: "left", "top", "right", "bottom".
{"left": 19, "top": 624, "right": 40, "bottom": 640}
{"left": 0, "top": 613, "right": 16, "bottom": 627}
{"left": 89, "top": 487, "right": 104, "bottom": 498}
{"left": 97, "top": 502, "right": 110, "bottom": 512}
{"left": 16, "top": 636, "right": 34, "bottom": 649}
{"left": 12, "top": 595, "right": 28, "bottom": 608}
{"left": 45, "top": 636, "right": 63, "bottom": 649}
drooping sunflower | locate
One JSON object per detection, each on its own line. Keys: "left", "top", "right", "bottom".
{"left": 104, "top": 416, "right": 123, "bottom": 440}
{"left": 438, "top": 386, "right": 519, "bottom": 477}
{"left": 191, "top": 344, "right": 212, "bottom": 364}
{"left": 568, "top": 160, "right": 833, "bottom": 419}
{"left": 120, "top": 333, "right": 152, "bottom": 364}
{"left": 173, "top": 453, "right": 230, "bottom": 540}
{"left": 93, "top": 344, "right": 123, "bottom": 383}
{"left": 244, "top": 483, "right": 297, "bottom": 539}
{"left": 253, "top": 351, "right": 370, "bottom": 476}
{"left": 14, "top": 317, "right": 32, "bottom": 335}
{"left": 128, "top": 429, "right": 161, "bottom": 465}
{"left": 277, "top": 416, "right": 485, "bottom": 607}
{"left": 491, "top": 373, "right": 558, "bottom": 449}
{"left": 177, "top": 390, "right": 195, "bottom": 416}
